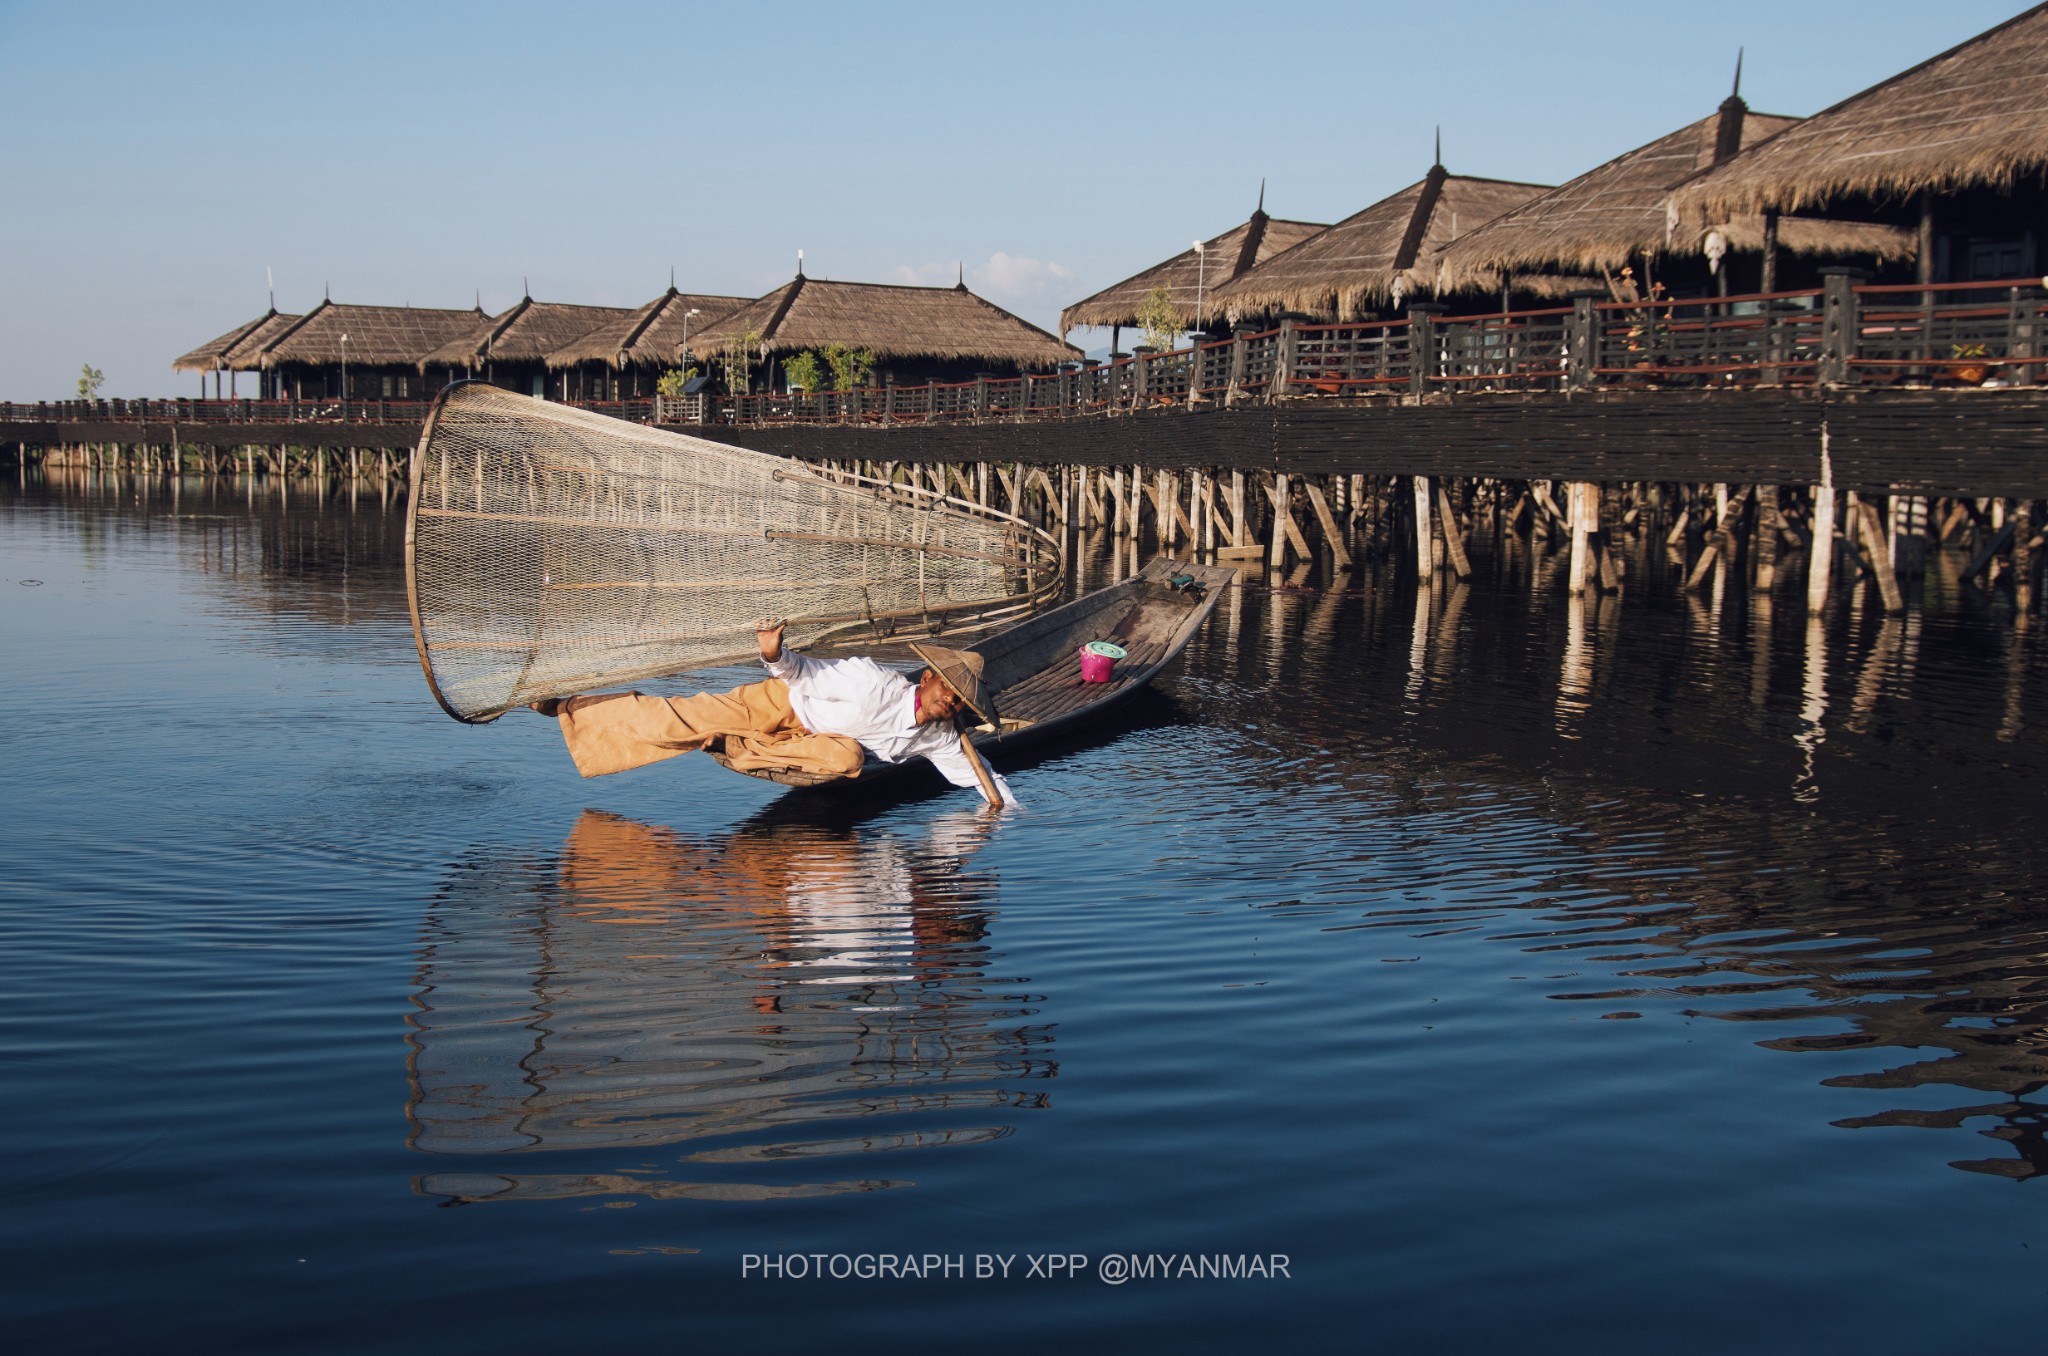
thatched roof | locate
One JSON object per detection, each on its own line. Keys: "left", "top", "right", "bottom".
{"left": 1671, "top": 4, "right": 2048, "bottom": 219}
{"left": 1434, "top": 104, "right": 1914, "bottom": 295}
{"left": 173, "top": 309, "right": 301, "bottom": 372}
{"left": 256, "top": 301, "right": 492, "bottom": 368}
{"left": 683, "top": 275, "right": 1080, "bottom": 368}
{"left": 544, "top": 288, "right": 749, "bottom": 370}
{"left": 1060, "top": 208, "right": 1329, "bottom": 332}
{"left": 1210, "top": 168, "right": 1550, "bottom": 318}
{"left": 419, "top": 297, "right": 636, "bottom": 372}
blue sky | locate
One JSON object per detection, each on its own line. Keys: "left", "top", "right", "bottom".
{"left": 0, "top": 0, "right": 2026, "bottom": 398}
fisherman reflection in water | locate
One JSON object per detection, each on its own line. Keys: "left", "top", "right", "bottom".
{"left": 531, "top": 618, "right": 1019, "bottom": 807}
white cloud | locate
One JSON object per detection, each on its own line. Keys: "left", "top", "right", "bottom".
{"left": 891, "top": 252, "right": 1075, "bottom": 306}
{"left": 974, "top": 252, "right": 1074, "bottom": 303}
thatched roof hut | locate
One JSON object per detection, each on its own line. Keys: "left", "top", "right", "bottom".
{"left": 1059, "top": 202, "right": 1328, "bottom": 333}
{"left": 543, "top": 288, "right": 749, "bottom": 371}
{"left": 173, "top": 309, "right": 302, "bottom": 373}
{"left": 1670, "top": 4, "right": 2048, "bottom": 220}
{"left": 256, "top": 300, "right": 492, "bottom": 368}
{"left": 683, "top": 274, "right": 1079, "bottom": 370}
{"left": 1209, "top": 166, "right": 1550, "bottom": 319}
{"left": 1435, "top": 99, "right": 1913, "bottom": 297}
{"left": 420, "top": 296, "right": 635, "bottom": 373}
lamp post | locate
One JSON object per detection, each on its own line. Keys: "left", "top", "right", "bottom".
{"left": 1193, "top": 241, "right": 1206, "bottom": 346}
{"left": 339, "top": 332, "right": 348, "bottom": 420}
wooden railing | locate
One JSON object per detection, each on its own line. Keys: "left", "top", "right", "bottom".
{"left": 11, "top": 275, "right": 2045, "bottom": 434}
{"left": 677, "top": 275, "right": 2046, "bottom": 426}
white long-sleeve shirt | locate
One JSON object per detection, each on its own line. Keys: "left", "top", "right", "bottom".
{"left": 765, "top": 649, "right": 1017, "bottom": 806}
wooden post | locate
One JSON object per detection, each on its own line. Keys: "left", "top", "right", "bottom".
{"left": 1112, "top": 467, "right": 1126, "bottom": 537}
{"left": 1569, "top": 482, "right": 1595, "bottom": 594}
{"left": 1753, "top": 483, "right": 1781, "bottom": 592}
{"left": 1304, "top": 479, "right": 1355, "bottom": 571}
{"left": 1269, "top": 473, "right": 1291, "bottom": 571}
{"left": 1264, "top": 474, "right": 1310, "bottom": 568}
{"left": 1567, "top": 292, "right": 1600, "bottom": 391}
{"left": 1687, "top": 486, "right": 1738, "bottom": 590}
{"left": 1435, "top": 483, "right": 1471, "bottom": 580}
{"left": 1760, "top": 210, "right": 1780, "bottom": 294}
{"left": 1856, "top": 497, "right": 1905, "bottom": 613}
{"left": 1273, "top": 320, "right": 1298, "bottom": 403}
{"left": 1230, "top": 470, "right": 1249, "bottom": 548}
{"left": 1408, "top": 306, "right": 1444, "bottom": 396}
{"left": 1916, "top": 193, "right": 1934, "bottom": 288}
{"left": 1595, "top": 482, "right": 1623, "bottom": 591}
{"left": 1818, "top": 268, "right": 1866, "bottom": 388}
{"left": 1808, "top": 486, "right": 1836, "bottom": 613}
{"left": 1225, "top": 331, "right": 1249, "bottom": 407}
{"left": 1412, "top": 475, "right": 1435, "bottom": 578}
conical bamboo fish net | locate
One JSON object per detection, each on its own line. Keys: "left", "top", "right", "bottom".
{"left": 405, "top": 383, "right": 1062, "bottom": 722}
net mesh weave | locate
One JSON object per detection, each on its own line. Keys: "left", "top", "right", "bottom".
{"left": 406, "top": 383, "right": 1062, "bottom": 722}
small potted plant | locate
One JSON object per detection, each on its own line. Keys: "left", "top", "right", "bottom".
{"left": 1948, "top": 344, "right": 1991, "bottom": 385}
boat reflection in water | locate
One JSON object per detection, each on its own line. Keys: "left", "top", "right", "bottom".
{"left": 406, "top": 805, "right": 1051, "bottom": 1205}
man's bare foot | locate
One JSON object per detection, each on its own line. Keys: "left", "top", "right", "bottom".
{"left": 529, "top": 698, "right": 565, "bottom": 717}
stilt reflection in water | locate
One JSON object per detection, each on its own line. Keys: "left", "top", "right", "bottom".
{"left": 1558, "top": 592, "right": 1593, "bottom": 736}
{"left": 1794, "top": 615, "right": 1830, "bottom": 803}
{"left": 406, "top": 806, "right": 1051, "bottom": 1206}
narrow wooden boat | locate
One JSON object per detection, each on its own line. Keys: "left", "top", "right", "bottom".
{"left": 710, "top": 556, "right": 1236, "bottom": 790}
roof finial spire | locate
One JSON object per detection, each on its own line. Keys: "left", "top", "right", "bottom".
{"left": 474, "top": 287, "right": 481, "bottom": 311}
{"left": 523, "top": 275, "right": 530, "bottom": 298}
{"left": 266, "top": 265, "right": 274, "bottom": 312}
{"left": 1732, "top": 46, "right": 1744, "bottom": 99}
{"left": 1256, "top": 178, "right": 1266, "bottom": 214}
{"left": 669, "top": 265, "right": 676, "bottom": 291}
{"left": 956, "top": 260, "right": 964, "bottom": 289}
{"left": 324, "top": 281, "right": 330, "bottom": 302}
{"left": 1434, "top": 126, "right": 1442, "bottom": 168}
{"left": 796, "top": 248, "right": 804, "bottom": 278}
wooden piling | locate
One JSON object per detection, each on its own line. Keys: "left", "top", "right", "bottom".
{"left": 1808, "top": 486, "right": 1836, "bottom": 613}
{"left": 1855, "top": 496, "right": 1905, "bottom": 613}
{"left": 1753, "top": 483, "right": 1781, "bottom": 593}
{"left": 1434, "top": 483, "right": 1471, "bottom": 580}
{"left": 1305, "top": 479, "right": 1355, "bottom": 572}
{"left": 2015, "top": 500, "right": 2036, "bottom": 622}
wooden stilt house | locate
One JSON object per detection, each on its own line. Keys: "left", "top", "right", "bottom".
{"left": 542, "top": 288, "right": 749, "bottom": 402}
{"left": 172, "top": 309, "right": 302, "bottom": 399}
{"left": 682, "top": 272, "right": 1079, "bottom": 392}
{"left": 1433, "top": 85, "right": 1914, "bottom": 304}
{"left": 1670, "top": 4, "right": 2048, "bottom": 286}
{"left": 1059, "top": 194, "right": 1328, "bottom": 350}
{"left": 1208, "top": 162, "right": 1551, "bottom": 323}
{"left": 419, "top": 296, "right": 635, "bottom": 398}
{"left": 247, "top": 300, "right": 493, "bottom": 403}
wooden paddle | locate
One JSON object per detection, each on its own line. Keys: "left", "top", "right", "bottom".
{"left": 956, "top": 723, "right": 1004, "bottom": 808}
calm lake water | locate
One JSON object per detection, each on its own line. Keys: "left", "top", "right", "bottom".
{"left": 5, "top": 467, "right": 2047, "bottom": 1353}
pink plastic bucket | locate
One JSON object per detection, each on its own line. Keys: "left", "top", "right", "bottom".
{"left": 1079, "top": 640, "right": 1126, "bottom": 683}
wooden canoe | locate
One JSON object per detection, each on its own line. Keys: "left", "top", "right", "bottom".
{"left": 710, "top": 555, "right": 1236, "bottom": 790}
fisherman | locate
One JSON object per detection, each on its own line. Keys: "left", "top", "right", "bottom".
{"left": 531, "top": 618, "right": 1017, "bottom": 807}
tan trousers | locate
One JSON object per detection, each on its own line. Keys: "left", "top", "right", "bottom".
{"left": 553, "top": 678, "right": 865, "bottom": 781}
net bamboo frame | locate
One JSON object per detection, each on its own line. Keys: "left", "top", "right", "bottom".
{"left": 405, "top": 383, "right": 1063, "bottom": 723}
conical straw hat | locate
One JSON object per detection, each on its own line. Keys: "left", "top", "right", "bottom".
{"left": 907, "top": 642, "right": 998, "bottom": 726}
